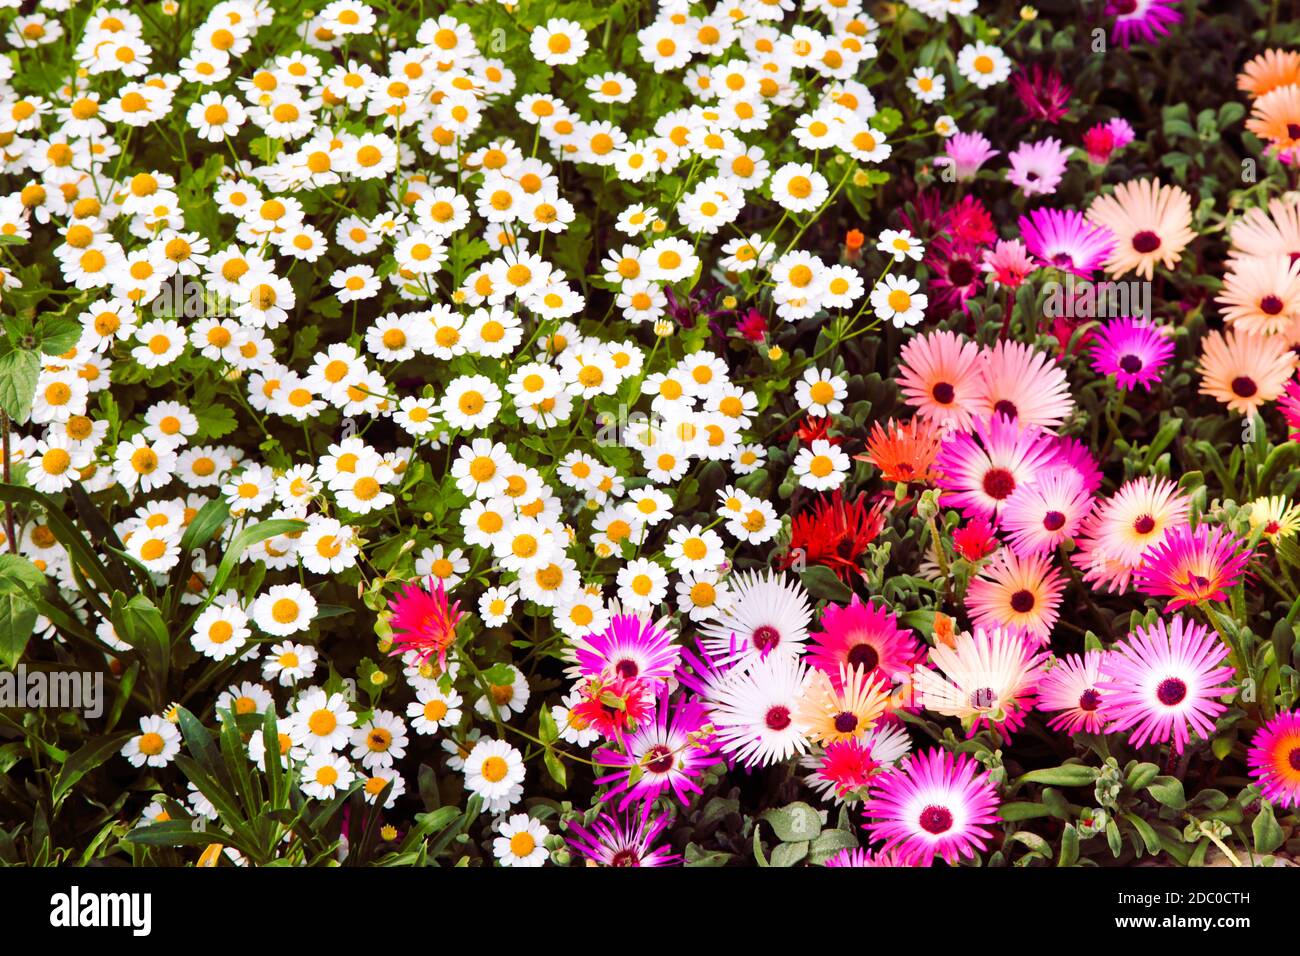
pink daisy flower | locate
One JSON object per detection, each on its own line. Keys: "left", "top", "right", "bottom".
{"left": 935, "top": 413, "right": 1057, "bottom": 521}
{"left": 1006, "top": 137, "right": 1070, "bottom": 197}
{"left": 1072, "top": 475, "right": 1191, "bottom": 572}
{"left": 1045, "top": 434, "right": 1104, "bottom": 495}
{"left": 1089, "top": 316, "right": 1176, "bottom": 391}
{"left": 861, "top": 748, "right": 1000, "bottom": 866}
{"left": 570, "top": 612, "right": 681, "bottom": 688}
{"left": 913, "top": 626, "right": 1050, "bottom": 739}
{"left": 974, "top": 340, "right": 1076, "bottom": 433}
{"left": 896, "top": 328, "right": 985, "bottom": 432}
{"left": 1082, "top": 117, "right": 1136, "bottom": 165}
{"left": 1098, "top": 615, "right": 1235, "bottom": 753}
{"left": 1107, "top": 0, "right": 1183, "bottom": 49}
{"left": 1019, "top": 207, "right": 1116, "bottom": 277}
{"left": 981, "top": 238, "right": 1038, "bottom": 289}
{"left": 824, "top": 846, "right": 914, "bottom": 867}
{"left": 942, "top": 132, "right": 1000, "bottom": 181}
{"left": 1036, "top": 651, "right": 1110, "bottom": 734}
{"left": 1133, "top": 524, "right": 1254, "bottom": 610}
{"left": 1247, "top": 710, "right": 1300, "bottom": 809}
{"left": 566, "top": 804, "right": 679, "bottom": 867}
{"left": 595, "top": 694, "right": 720, "bottom": 809}
{"left": 1001, "top": 467, "right": 1093, "bottom": 557}
{"left": 806, "top": 597, "right": 921, "bottom": 690}
{"left": 965, "top": 549, "right": 1066, "bottom": 645}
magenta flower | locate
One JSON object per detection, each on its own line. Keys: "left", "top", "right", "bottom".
{"left": 1036, "top": 651, "right": 1110, "bottom": 734}
{"left": 824, "top": 846, "right": 913, "bottom": 867}
{"left": 1019, "top": 207, "right": 1116, "bottom": 276}
{"left": 595, "top": 694, "right": 720, "bottom": 809}
{"left": 1247, "top": 711, "right": 1300, "bottom": 809}
{"left": 565, "top": 804, "right": 679, "bottom": 867}
{"left": 924, "top": 236, "right": 986, "bottom": 314}
{"left": 571, "top": 613, "right": 681, "bottom": 688}
{"left": 934, "top": 413, "right": 1057, "bottom": 522}
{"left": 1010, "top": 64, "right": 1073, "bottom": 124}
{"left": 387, "top": 576, "right": 464, "bottom": 671}
{"left": 1107, "top": 0, "right": 1183, "bottom": 49}
{"left": 1001, "top": 467, "right": 1094, "bottom": 557}
{"left": 1089, "top": 317, "right": 1176, "bottom": 391}
{"left": 1133, "top": 524, "right": 1253, "bottom": 610}
{"left": 1098, "top": 615, "right": 1235, "bottom": 753}
{"left": 862, "top": 749, "right": 1000, "bottom": 866}
{"left": 1083, "top": 117, "right": 1136, "bottom": 164}
{"left": 806, "top": 597, "right": 920, "bottom": 690}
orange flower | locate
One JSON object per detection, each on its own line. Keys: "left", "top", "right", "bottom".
{"left": 1197, "top": 327, "right": 1296, "bottom": 415}
{"left": 1237, "top": 49, "right": 1300, "bottom": 99}
{"left": 932, "top": 612, "right": 957, "bottom": 649}
{"left": 844, "top": 228, "right": 865, "bottom": 251}
{"left": 1247, "top": 83, "right": 1300, "bottom": 153}
{"left": 857, "top": 416, "right": 943, "bottom": 485}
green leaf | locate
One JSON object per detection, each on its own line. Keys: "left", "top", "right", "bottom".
{"left": 1123, "top": 812, "right": 1162, "bottom": 856}
{"left": 0, "top": 554, "right": 43, "bottom": 667}
{"left": 194, "top": 404, "right": 238, "bottom": 441}
{"left": 1016, "top": 764, "right": 1099, "bottom": 787}
{"left": 761, "top": 801, "right": 821, "bottom": 842}
{"left": 1252, "top": 802, "right": 1284, "bottom": 854}
{"left": 798, "top": 565, "right": 852, "bottom": 603}
{"left": 1057, "top": 824, "right": 1080, "bottom": 867}
{"left": 808, "top": 828, "right": 858, "bottom": 865}
{"left": 998, "top": 801, "right": 1053, "bottom": 822}
{"left": 52, "top": 732, "right": 134, "bottom": 807}
{"left": 0, "top": 350, "right": 40, "bottom": 423}
{"left": 543, "top": 748, "right": 567, "bottom": 788}
{"left": 36, "top": 317, "right": 83, "bottom": 356}
{"left": 1146, "top": 776, "right": 1186, "bottom": 809}
{"left": 769, "top": 840, "right": 809, "bottom": 867}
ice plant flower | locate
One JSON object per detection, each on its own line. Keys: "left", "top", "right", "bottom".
{"left": 806, "top": 598, "right": 921, "bottom": 691}
{"left": 1086, "top": 178, "right": 1196, "bottom": 280}
{"left": 964, "top": 549, "right": 1066, "bottom": 645}
{"left": 1098, "top": 616, "right": 1235, "bottom": 753}
{"left": 1019, "top": 207, "right": 1116, "bottom": 277}
{"left": 913, "top": 626, "right": 1050, "bottom": 739}
{"left": 1106, "top": 0, "right": 1182, "bottom": 49}
{"left": 595, "top": 694, "right": 719, "bottom": 809}
{"left": 565, "top": 805, "right": 679, "bottom": 867}
{"left": 934, "top": 413, "right": 1057, "bottom": 521}
{"left": 1247, "top": 711, "right": 1300, "bottom": 809}
{"left": 1036, "top": 652, "right": 1110, "bottom": 734}
{"left": 860, "top": 417, "right": 944, "bottom": 487}
{"left": 779, "top": 492, "right": 887, "bottom": 582}
{"left": 1133, "top": 524, "right": 1253, "bottom": 610}
{"left": 861, "top": 749, "right": 1001, "bottom": 867}
{"left": 1196, "top": 328, "right": 1296, "bottom": 416}
{"left": 387, "top": 576, "right": 464, "bottom": 671}
{"left": 795, "top": 663, "right": 892, "bottom": 747}
{"left": 1089, "top": 317, "right": 1175, "bottom": 391}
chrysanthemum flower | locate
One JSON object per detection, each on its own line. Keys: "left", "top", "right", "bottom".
{"left": 861, "top": 749, "right": 1000, "bottom": 866}
{"left": 896, "top": 329, "right": 985, "bottom": 432}
{"left": 1036, "top": 652, "right": 1110, "bottom": 734}
{"left": 1098, "top": 615, "right": 1235, "bottom": 753}
{"left": 566, "top": 805, "right": 678, "bottom": 867}
{"left": 1106, "top": 0, "right": 1182, "bottom": 48}
{"left": 1087, "top": 179, "right": 1196, "bottom": 280}
{"left": 1247, "top": 711, "right": 1300, "bottom": 808}
{"left": 387, "top": 576, "right": 463, "bottom": 671}
{"left": 913, "top": 626, "right": 1049, "bottom": 738}
{"left": 1019, "top": 207, "right": 1115, "bottom": 277}
{"left": 1133, "top": 524, "right": 1253, "bottom": 610}
{"left": 934, "top": 413, "right": 1057, "bottom": 521}
{"left": 1196, "top": 327, "right": 1296, "bottom": 415}
{"left": 595, "top": 695, "right": 720, "bottom": 809}
{"left": 974, "top": 340, "right": 1075, "bottom": 432}
{"left": 1089, "top": 316, "right": 1175, "bottom": 391}
{"left": 965, "top": 550, "right": 1066, "bottom": 645}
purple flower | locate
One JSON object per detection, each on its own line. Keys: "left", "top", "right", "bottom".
{"left": 1107, "top": 0, "right": 1183, "bottom": 49}
{"left": 1089, "top": 317, "right": 1176, "bottom": 391}
{"left": 595, "top": 693, "right": 720, "bottom": 809}
{"left": 1019, "top": 207, "right": 1116, "bottom": 277}
{"left": 572, "top": 613, "right": 680, "bottom": 688}
{"left": 565, "top": 804, "right": 679, "bottom": 867}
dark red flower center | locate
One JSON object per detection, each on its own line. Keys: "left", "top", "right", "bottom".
{"left": 833, "top": 711, "right": 859, "bottom": 734}
{"left": 1079, "top": 688, "right": 1102, "bottom": 712}
{"left": 1133, "top": 514, "right": 1155, "bottom": 535}
{"left": 1289, "top": 123, "right": 1300, "bottom": 140}
{"left": 932, "top": 381, "right": 955, "bottom": 404}
{"left": 1010, "top": 589, "right": 1036, "bottom": 613}
{"left": 610, "top": 850, "right": 640, "bottom": 866}
{"left": 615, "top": 658, "right": 639, "bottom": 679}
{"left": 982, "top": 467, "right": 1016, "bottom": 500}
{"left": 969, "top": 686, "right": 997, "bottom": 709}
{"left": 1260, "top": 294, "right": 1285, "bottom": 316}
{"left": 752, "top": 625, "right": 781, "bottom": 652}
{"left": 1289, "top": 747, "right": 1300, "bottom": 772}
{"left": 993, "top": 399, "right": 1019, "bottom": 419}
{"left": 1156, "top": 677, "right": 1187, "bottom": 706}
{"left": 1231, "top": 376, "right": 1257, "bottom": 398}
{"left": 644, "top": 744, "right": 674, "bottom": 774}
{"left": 948, "top": 259, "right": 976, "bottom": 286}
{"left": 847, "top": 642, "right": 880, "bottom": 671}
{"left": 765, "top": 705, "right": 791, "bottom": 731}
{"left": 1043, "top": 510, "right": 1066, "bottom": 531}
{"left": 1131, "top": 230, "right": 1161, "bottom": 253}
{"left": 1114, "top": 0, "right": 1137, "bottom": 13}
{"left": 919, "top": 805, "right": 954, "bottom": 834}
{"left": 1119, "top": 353, "right": 1143, "bottom": 374}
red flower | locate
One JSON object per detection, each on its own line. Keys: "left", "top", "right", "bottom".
{"left": 735, "top": 308, "right": 768, "bottom": 343}
{"left": 952, "top": 517, "right": 999, "bottom": 561}
{"left": 780, "top": 491, "right": 889, "bottom": 582}
{"left": 387, "top": 576, "right": 464, "bottom": 671}
{"left": 790, "top": 415, "right": 845, "bottom": 446}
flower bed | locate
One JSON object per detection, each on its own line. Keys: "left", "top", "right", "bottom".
{"left": 0, "top": 0, "right": 1298, "bottom": 869}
